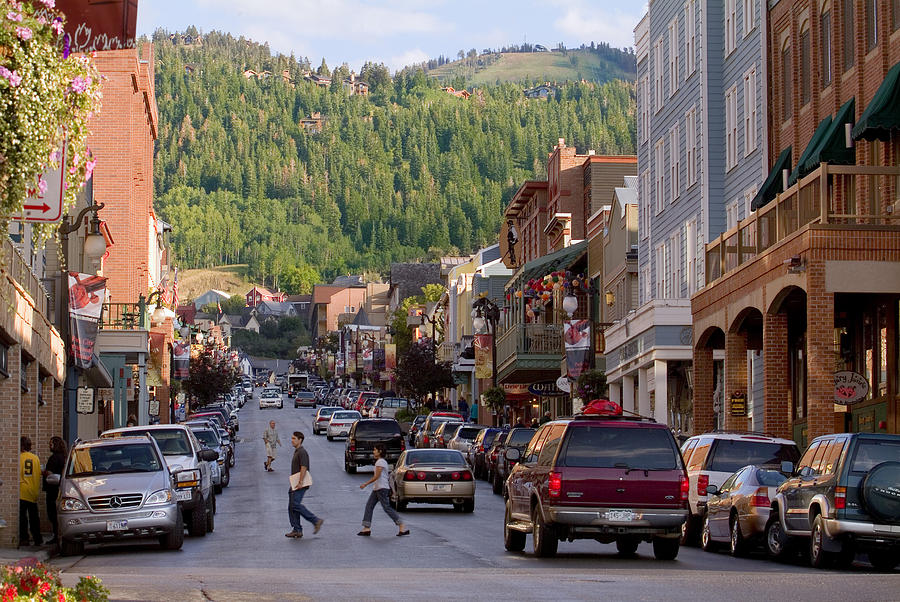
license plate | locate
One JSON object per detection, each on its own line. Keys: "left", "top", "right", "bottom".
{"left": 106, "top": 520, "right": 127, "bottom": 531}
{"left": 426, "top": 484, "right": 450, "bottom": 492}
{"left": 605, "top": 510, "right": 636, "bottom": 522}
{"left": 175, "top": 489, "right": 192, "bottom": 502}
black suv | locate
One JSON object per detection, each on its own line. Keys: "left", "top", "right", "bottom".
{"left": 766, "top": 432, "right": 900, "bottom": 570}
{"left": 344, "top": 419, "right": 405, "bottom": 473}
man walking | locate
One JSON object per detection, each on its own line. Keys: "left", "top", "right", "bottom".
{"left": 457, "top": 396, "right": 469, "bottom": 422}
{"left": 19, "top": 436, "right": 42, "bottom": 547}
{"left": 262, "top": 420, "right": 281, "bottom": 471}
{"left": 286, "top": 431, "right": 323, "bottom": 538}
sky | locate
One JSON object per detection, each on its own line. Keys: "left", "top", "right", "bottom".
{"left": 136, "top": 1, "right": 647, "bottom": 73}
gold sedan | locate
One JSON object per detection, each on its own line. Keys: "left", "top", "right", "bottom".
{"left": 390, "top": 449, "right": 475, "bottom": 513}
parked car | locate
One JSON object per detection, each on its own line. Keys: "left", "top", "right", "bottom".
{"left": 389, "top": 448, "right": 474, "bottom": 512}
{"left": 504, "top": 415, "right": 688, "bottom": 559}
{"left": 344, "top": 419, "right": 405, "bottom": 473}
{"left": 313, "top": 406, "right": 340, "bottom": 435}
{"left": 55, "top": 436, "right": 184, "bottom": 556}
{"left": 361, "top": 396, "right": 380, "bottom": 417}
{"left": 373, "top": 397, "right": 409, "bottom": 419}
{"left": 491, "top": 427, "right": 535, "bottom": 495}
{"left": 101, "top": 424, "right": 217, "bottom": 538}
{"left": 701, "top": 465, "right": 788, "bottom": 556}
{"left": 259, "top": 388, "right": 283, "bottom": 409}
{"left": 327, "top": 410, "right": 361, "bottom": 440}
{"left": 204, "top": 404, "right": 239, "bottom": 432}
{"left": 680, "top": 431, "right": 800, "bottom": 544}
{"left": 294, "top": 390, "right": 317, "bottom": 408}
{"left": 415, "top": 412, "right": 463, "bottom": 448}
{"left": 407, "top": 415, "right": 427, "bottom": 446}
{"left": 432, "top": 422, "right": 463, "bottom": 448}
{"left": 469, "top": 427, "right": 506, "bottom": 479}
{"left": 353, "top": 391, "right": 380, "bottom": 414}
{"left": 185, "top": 419, "right": 234, "bottom": 468}
{"left": 447, "top": 425, "right": 482, "bottom": 454}
{"left": 765, "top": 432, "right": 900, "bottom": 570}
{"left": 188, "top": 424, "right": 231, "bottom": 494}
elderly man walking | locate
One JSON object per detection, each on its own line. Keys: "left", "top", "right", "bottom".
{"left": 262, "top": 420, "right": 281, "bottom": 472}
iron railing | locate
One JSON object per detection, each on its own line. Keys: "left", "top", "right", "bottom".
{"left": 496, "top": 323, "right": 562, "bottom": 368}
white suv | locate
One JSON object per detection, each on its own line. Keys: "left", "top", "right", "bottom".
{"left": 679, "top": 431, "right": 800, "bottom": 544}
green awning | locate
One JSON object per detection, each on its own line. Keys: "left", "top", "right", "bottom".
{"left": 751, "top": 147, "right": 792, "bottom": 211}
{"left": 789, "top": 116, "right": 832, "bottom": 186}
{"left": 852, "top": 61, "right": 900, "bottom": 141}
{"left": 509, "top": 240, "right": 588, "bottom": 286}
{"left": 800, "top": 97, "right": 856, "bottom": 176}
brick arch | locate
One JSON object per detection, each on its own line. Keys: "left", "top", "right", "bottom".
{"left": 696, "top": 325, "right": 725, "bottom": 350}
{"left": 729, "top": 306, "right": 764, "bottom": 335}
{"left": 766, "top": 284, "right": 807, "bottom": 315}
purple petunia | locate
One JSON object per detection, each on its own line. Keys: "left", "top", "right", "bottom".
{"left": 0, "top": 66, "right": 22, "bottom": 87}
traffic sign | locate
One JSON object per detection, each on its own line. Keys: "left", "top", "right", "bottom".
{"left": 12, "top": 147, "right": 66, "bottom": 223}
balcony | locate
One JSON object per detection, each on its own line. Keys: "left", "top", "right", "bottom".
{"left": 706, "top": 164, "right": 900, "bottom": 284}
{"left": 3, "top": 236, "right": 49, "bottom": 317}
{"left": 437, "top": 341, "right": 455, "bottom": 363}
{"left": 100, "top": 302, "right": 149, "bottom": 331}
{"left": 495, "top": 323, "right": 562, "bottom": 383}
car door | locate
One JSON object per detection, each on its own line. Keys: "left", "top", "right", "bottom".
{"left": 809, "top": 437, "right": 847, "bottom": 519}
{"left": 709, "top": 470, "right": 742, "bottom": 539}
{"left": 508, "top": 427, "right": 548, "bottom": 518}
{"left": 783, "top": 440, "right": 821, "bottom": 531}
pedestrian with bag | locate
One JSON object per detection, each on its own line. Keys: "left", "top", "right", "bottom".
{"left": 358, "top": 444, "right": 408, "bottom": 537}
{"left": 286, "top": 431, "right": 323, "bottom": 538}
{"left": 262, "top": 420, "right": 281, "bottom": 471}
{"left": 42, "top": 436, "right": 67, "bottom": 544}
{"left": 19, "top": 436, "right": 42, "bottom": 547}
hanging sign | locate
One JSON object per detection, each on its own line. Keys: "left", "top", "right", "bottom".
{"left": 76, "top": 387, "right": 94, "bottom": 414}
{"left": 834, "top": 371, "right": 869, "bottom": 405}
{"left": 528, "top": 381, "right": 567, "bottom": 397}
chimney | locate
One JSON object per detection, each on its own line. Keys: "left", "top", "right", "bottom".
{"left": 558, "top": 138, "right": 565, "bottom": 148}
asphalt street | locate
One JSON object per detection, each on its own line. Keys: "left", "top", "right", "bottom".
{"left": 50, "top": 389, "right": 900, "bottom": 601}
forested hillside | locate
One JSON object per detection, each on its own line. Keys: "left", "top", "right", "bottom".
{"left": 152, "top": 30, "right": 636, "bottom": 289}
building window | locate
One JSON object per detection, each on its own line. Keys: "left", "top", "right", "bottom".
{"left": 686, "top": 107, "right": 698, "bottom": 185}
{"left": 654, "top": 38, "right": 664, "bottom": 111}
{"left": 866, "top": 0, "right": 878, "bottom": 50}
{"left": 669, "top": 19, "right": 679, "bottom": 96}
{"left": 844, "top": 0, "right": 855, "bottom": 71}
{"left": 726, "top": 0, "right": 737, "bottom": 55}
{"left": 725, "top": 85, "right": 738, "bottom": 170}
{"left": 20, "top": 358, "right": 29, "bottom": 393}
{"left": 821, "top": 10, "right": 833, "bottom": 87}
{"left": 685, "top": 0, "right": 697, "bottom": 75}
{"left": 800, "top": 26, "right": 811, "bottom": 106}
{"left": 743, "top": 68, "right": 757, "bottom": 155}
{"left": 655, "top": 244, "right": 666, "bottom": 299}
{"left": 655, "top": 140, "right": 665, "bottom": 214}
{"left": 640, "top": 266, "right": 651, "bottom": 304}
{"left": 640, "top": 76, "right": 649, "bottom": 143}
{"left": 669, "top": 231, "right": 682, "bottom": 298}
{"left": 0, "top": 340, "right": 8, "bottom": 377}
{"left": 782, "top": 43, "right": 793, "bottom": 121}
{"left": 670, "top": 124, "right": 681, "bottom": 201}
{"left": 641, "top": 169, "right": 651, "bottom": 239}
{"left": 743, "top": 0, "right": 755, "bottom": 36}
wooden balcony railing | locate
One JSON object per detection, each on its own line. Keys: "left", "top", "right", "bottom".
{"left": 2, "top": 237, "right": 50, "bottom": 317}
{"left": 706, "top": 163, "right": 900, "bottom": 284}
{"left": 437, "top": 341, "right": 455, "bottom": 363}
{"left": 496, "top": 323, "right": 562, "bottom": 368}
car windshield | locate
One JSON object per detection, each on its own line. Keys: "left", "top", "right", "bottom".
{"left": 122, "top": 429, "right": 192, "bottom": 456}
{"left": 507, "top": 429, "right": 536, "bottom": 447}
{"left": 755, "top": 468, "right": 788, "bottom": 487}
{"left": 706, "top": 441, "right": 800, "bottom": 473}
{"left": 482, "top": 430, "right": 502, "bottom": 446}
{"left": 68, "top": 443, "right": 162, "bottom": 476}
{"left": 334, "top": 412, "right": 360, "bottom": 420}
{"left": 413, "top": 416, "right": 426, "bottom": 426}
{"left": 849, "top": 440, "right": 900, "bottom": 473}
{"left": 428, "top": 417, "right": 458, "bottom": 431}
{"left": 405, "top": 450, "right": 465, "bottom": 465}
{"left": 456, "top": 427, "right": 482, "bottom": 440}
{"left": 561, "top": 426, "right": 681, "bottom": 470}
{"left": 192, "top": 430, "right": 219, "bottom": 448}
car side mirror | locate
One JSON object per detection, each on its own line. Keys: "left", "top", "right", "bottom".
{"left": 45, "top": 473, "right": 60, "bottom": 486}
{"left": 706, "top": 484, "right": 719, "bottom": 496}
{"left": 781, "top": 461, "right": 794, "bottom": 475}
{"left": 505, "top": 448, "right": 521, "bottom": 462}
{"left": 199, "top": 449, "right": 219, "bottom": 462}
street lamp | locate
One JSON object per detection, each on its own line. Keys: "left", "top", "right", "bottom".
{"left": 145, "top": 289, "right": 175, "bottom": 325}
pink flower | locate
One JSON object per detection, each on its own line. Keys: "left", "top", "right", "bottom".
{"left": 37, "top": 15, "right": 47, "bottom": 25}
{"left": 51, "top": 17, "right": 63, "bottom": 35}
{"left": 16, "top": 26, "right": 32, "bottom": 40}
{"left": 70, "top": 75, "right": 90, "bottom": 93}
{"left": 0, "top": 66, "right": 22, "bottom": 87}
{"left": 40, "top": 0, "right": 56, "bottom": 7}
{"left": 7, "top": 11, "right": 22, "bottom": 22}
{"left": 49, "top": 149, "right": 60, "bottom": 163}
{"left": 38, "top": 176, "right": 48, "bottom": 194}
{"left": 85, "top": 158, "right": 97, "bottom": 179}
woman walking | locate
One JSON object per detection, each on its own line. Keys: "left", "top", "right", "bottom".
{"left": 262, "top": 420, "right": 281, "bottom": 471}
{"left": 43, "top": 437, "right": 67, "bottom": 545}
{"left": 358, "top": 444, "right": 408, "bottom": 537}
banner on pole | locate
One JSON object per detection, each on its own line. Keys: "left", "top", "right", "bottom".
{"left": 564, "top": 319, "right": 591, "bottom": 379}
{"left": 67, "top": 272, "right": 107, "bottom": 369}
{"left": 474, "top": 334, "right": 493, "bottom": 380}
{"left": 173, "top": 339, "right": 190, "bottom": 380}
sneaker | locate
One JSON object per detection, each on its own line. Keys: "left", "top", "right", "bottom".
{"left": 314, "top": 519, "right": 324, "bottom": 534}
{"left": 285, "top": 530, "right": 302, "bottom": 538}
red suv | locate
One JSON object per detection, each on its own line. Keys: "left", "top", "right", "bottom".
{"left": 503, "top": 414, "right": 688, "bottom": 559}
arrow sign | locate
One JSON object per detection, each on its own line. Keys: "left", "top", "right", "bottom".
{"left": 12, "top": 145, "right": 66, "bottom": 224}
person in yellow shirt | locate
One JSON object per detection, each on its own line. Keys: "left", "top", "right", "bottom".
{"left": 19, "top": 436, "right": 43, "bottom": 546}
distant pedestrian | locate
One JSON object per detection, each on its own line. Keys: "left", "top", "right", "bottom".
{"left": 126, "top": 414, "right": 137, "bottom": 427}
{"left": 19, "top": 436, "right": 42, "bottom": 547}
{"left": 42, "top": 436, "right": 67, "bottom": 544}
{"left": 458, "top": 397, "right": 469, "bottom": 422}
{"left": 358, "top": 444, "right": 408, "bottom": 537}
{"left": 515, "top": 418, "right": 525, "bottom": 428}
{"left": 539, "top": 411, "right": 552, "bottom": 424}
{"left": 263, "top": 420, "right": 281, "bottom": 471}
{"left": 286, "top": 431, "right": 323, "bottom": 538}
{"left": 470, "top": 402, "right": 478, "bottom": 424}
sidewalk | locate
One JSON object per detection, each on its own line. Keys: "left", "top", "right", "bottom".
{"left": 0, "top": 545, "right": 50, "bottom": 566}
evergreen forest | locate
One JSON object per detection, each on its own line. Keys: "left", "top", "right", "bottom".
{"left": 151, "top": 30, "right": 637, "bottom": 291}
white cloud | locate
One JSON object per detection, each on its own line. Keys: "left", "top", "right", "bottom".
{"left": 387, "top": 48, "right": 430, "bottom": 72}
{"left": 554, "top": 6, "right": 645, "bottom": 48}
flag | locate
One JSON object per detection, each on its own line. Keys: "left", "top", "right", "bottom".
{"left": 217, "top": 301, "right": 222, "bottom": 315}
{"left": 172, "top": 267, "right": 179, "bottom": 307}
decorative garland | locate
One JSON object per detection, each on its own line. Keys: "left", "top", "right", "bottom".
{"left": 505, "top": 270, "right": 589, "bottom": 314}
{"left": 0, "top": 0, "right": 102, "bottom": 245}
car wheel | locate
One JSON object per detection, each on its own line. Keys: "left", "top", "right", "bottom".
{"left": 160, "top": 511, "right": 185, "bottom": 550}
{"left": 59, "top": 537, "right": 84, "bottom": 557}
{"left": 327, "top": 435, "right": 334, "bottom": 441}
{"left": 221, "top": 466, "right": 230, "bottom": 488}
{"left": 214, "top": 482, "right": 223, "bottom": 495}
{"left": 701, "top": 514, "right": 717, "bottom": 552}
{"left": 206, "top": 494, "right": 216, "bottom": 533}
{"left": 492, "top": 471, "right": 503, "bottom": 495}
{"left": 730, "top": 514, "right": 748, "bottom": 557}
{"left": 652, "top": 537, "right": 680, "bottom": 560}
{"left": 532, "top": 505, "right": 558, "bottom": 558}
{"left": 228, "top": 452, "right": 235, "bottom": 468}
{"left": 869, "top": 552, "right": 900, "bottom": 571}
{"left": 809, "top": 515, "right": 833, "bottom": 569}
{"left": 503, "top": 499, "right": 526, "bottom": 552}
{"left": 616, "top": 536, "right": 640, "bottom": 557}
{"left": 344, "top": 461, "right": 356, "bottom": 474}
{"left": 765, "top": 515, "right": 793, "bottom": 561}
{"left": 188, "top": 499, "right": 207, "bottom": 537}
{"left": 462, "top": 499, "right": 475, "bottom": 513}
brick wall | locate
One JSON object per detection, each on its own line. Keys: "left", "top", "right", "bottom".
{"left": 763, "top": 312, "right": 791, "bottom": 439}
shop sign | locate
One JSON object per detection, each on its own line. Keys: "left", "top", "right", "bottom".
{"left": 729, "top": 393, "right": 747, "bottom": 417}
{"left": 76, "top": 387, "right": 94, "bottom": 414}
{"left": 556, "top": 376, "right": 571, "bottom": 393}
{"left": 528, "top": 381, "right": 567, "bottom": 397}
{"left": 834, "top": 371, "right": 869, "bottom": 405}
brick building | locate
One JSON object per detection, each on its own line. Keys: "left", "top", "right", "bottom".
{"left": 692, "top": 0, "right": 900, "bottom": 447}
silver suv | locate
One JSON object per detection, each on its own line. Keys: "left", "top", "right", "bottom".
{"left": 56, "top": 436, "right": 183, "bottom": 555}
{"left": 102, "top": 424, "right": 218, "bottom": 537}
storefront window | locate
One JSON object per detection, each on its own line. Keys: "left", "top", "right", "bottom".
{"left": 835, "top": 295, "right": 898, "bottom": 402}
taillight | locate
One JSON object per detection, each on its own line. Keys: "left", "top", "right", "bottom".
{"left": 404, "top": 472, "right": 416, "bottom": 481}
{"left": 698, "top": 474, "right": 709, "bottom": 496}
{"left": 681, "top": 474, "right": 690, "bottom": 502}
{"left": 349, "top": 440, "right": 356, "bottom": 452}
{"left": 461, "top": 471, "right": 472, "bottom": 480}
{"left": 416, "top": 472, "right": 427, "bottom": 480}
{"left": 400, "top": 440, "right": 406, "bottom": 451}
{"left": 750, "top": 487, "right": 770, "bottom": 508}
{"left": 835, "top": 486, "right": 846, "bottom": 510}
{"left": 548, "top": 472, "right": 562, "bottom": 498}
{"left": 451, "top": 472, "right": 461, "bottom": 480}
{"left": 423, "top": 435, "right": 429, "bottom": 445}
